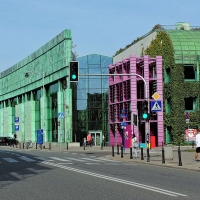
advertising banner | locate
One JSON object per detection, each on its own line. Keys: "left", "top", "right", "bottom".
{"left": 185, "top": 129, "right": 197, "bottom": 141}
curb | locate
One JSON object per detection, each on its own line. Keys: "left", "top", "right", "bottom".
{"left": 106, "top": 155, "right": 200, "bottom": 172}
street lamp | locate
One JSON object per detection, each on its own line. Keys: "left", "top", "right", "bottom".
{"left": 25, "top": 71, "right": 45, "bottom": 147}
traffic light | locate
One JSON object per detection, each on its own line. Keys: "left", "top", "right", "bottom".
{"left": 142, "top": 100, "right": 149, "bottom": 120}
{"left": 69, "top": 61, "right": 79, "bottom": 82}
{"left": 133, "top": 114, "right": 137, "bottom": 125}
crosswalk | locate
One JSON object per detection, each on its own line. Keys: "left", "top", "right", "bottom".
{"left": 0, "top": 154, "right": 136, "bottom": 166}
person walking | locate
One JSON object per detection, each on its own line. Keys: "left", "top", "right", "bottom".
{"left": 193, "top": 129, "right": 200, "bottom": 161}
{"left": 132, "top": 134, "right": 138, "bottom": 158}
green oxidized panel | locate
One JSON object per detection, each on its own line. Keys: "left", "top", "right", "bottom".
{"left": 0, "top": 29, "right": 72, "bottom": 100}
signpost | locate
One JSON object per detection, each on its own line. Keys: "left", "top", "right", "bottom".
{"left": 14, "top": 116, "right": 20, "bottom": 132}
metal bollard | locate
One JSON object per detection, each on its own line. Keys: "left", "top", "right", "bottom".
{"left": 162, "top": 147, "right": 165, "bottom": 164}
{"left": 10, "top": 141, "right": 11, "bottom": 147}
{"left": 23, "top": 142, "right": 25, "bottom": 149}
{"left": 121, "top": 145, "right": 123, "bottom": 158}
{"left": 83, "top": 144, "right": 85, "bottom": 150}
{"left": 101, "top": 142, "right": 103, "bottom": 150}
{"left": 112, "top": 146, "right": 115, "bottom": 157}
{"left": 141, "top": 148, "right": 144, "bottom": 160}
{"left": 19, "top": 143, "right": 21, "bottom": 149}
{"left": 117, "top": 145, "right": 119, "bottom": 155}
{"left": 178, "top": 145, "right": 182, "bottom": 166}
{"left": 147, "top": 146, "right": 150, "bottom": 162}
{"left": 130, "top": 147, "right": 133, "bottom": 159}
{"left": 49, "top": 142, "right": 51, "bottom": 150}
{"left": 36, "top": 143, "right": 37, "bottom": 149}
{"left": 67, "top": 142, "right": 68, "bottom": 150}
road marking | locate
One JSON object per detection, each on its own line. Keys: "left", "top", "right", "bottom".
{"left": 57, "top": 163, "right": 73, "bottom": 165}
{"left": 3, "top": 158, "right": 18, "bottom": 162}
{"left": 49, "top": 157, "right": 70, "bottom": 162}
{"left": 19, "top": 156, "right": 35, "bottom": 162}
{"left": 90, "top": 156, "right": 96, "bottom": 158}
{"left": 97, "top": 157, "right": 121, "bottom": 162}
{"left": 65, "top": 157, "right": 85, "bottom": 162}
{"left": 41, "top": 161, "right": 187, "bottom": 197}
{"left": 81, "top": 158, "right": 104, "bottom": 162}
{"left": 34, "top": 157, "right": 54, "bottom": 162}
{"left": 72, "top": 153, "right": 77, "bottom": 155}
{"left": 85, "top": 163, "right": 100, "bottom": 165}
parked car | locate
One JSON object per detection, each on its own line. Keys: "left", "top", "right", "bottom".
{"left": 0, "top": 137, "right": 19, "bottom": 146}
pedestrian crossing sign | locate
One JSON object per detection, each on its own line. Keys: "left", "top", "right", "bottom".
{"left": 58, "top": 112, "right": 65, "bottom": 119}
{"left": 151, "top": 101, "right": 162, "bottom": 112}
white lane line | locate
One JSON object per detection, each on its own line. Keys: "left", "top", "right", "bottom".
{"left": 65, "top": 157, "right": 85, "bottom": 162}
{"left": 19, "top": 156, "right": 35, "bottom": 162}
{"left": 57, "top": 163, "right": 73, "bottom": 165}
{"left": 63, "top": 152, "right": 69, "bottom": 153}
{"left": 81, "top": 158, "right": 104, "bottom": 162}
{"left": 34, "top": 157, "right": 54, "bottom": 162}
{"left": 97, "top": 158, "right": 121, "bottom": 162}
{"left": 41, "top": 161, "right": 187, "bottom": 197}
{"left": 49, "top": 157, "right": 70, "bottom": 162}
{"left": 90, "top": 156, "right": 96, "bottom": 158}
{"left": 85, "top": 163, "right": 100, "bottom": 165}
{"left": 72, "top": 153, "right": 77, "bottom": 155}
{"left": 3, "top": 158, "right": 18, "bottom": 162}
{"left": 104, "top": 163, "right": 120, "bottom": 165}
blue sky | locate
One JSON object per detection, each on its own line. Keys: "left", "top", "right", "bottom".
{"left": 0, "top": 0, "right": 199, "bottom": 72}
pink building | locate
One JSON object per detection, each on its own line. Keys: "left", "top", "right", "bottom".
{"left": 109, "top": 55, "right": 163, "bottom": 147}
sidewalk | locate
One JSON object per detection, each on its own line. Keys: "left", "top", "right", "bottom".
{"left": 1, "top": 144, "right": 200, "bottom": 172}
{"left": 107, "top": 146, "right": 200, "bottom": 172}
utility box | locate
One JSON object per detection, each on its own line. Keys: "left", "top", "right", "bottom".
{"left": 164, "top": 146, "right": 173, "bottom": 160}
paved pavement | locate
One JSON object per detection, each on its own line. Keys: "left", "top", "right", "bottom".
{"left": 1, "top": 143, "right": 200, "bottom": 172}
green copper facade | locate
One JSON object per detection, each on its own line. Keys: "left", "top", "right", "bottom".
{"left": 0, "top": 29, "right": 73, "bottom": 143}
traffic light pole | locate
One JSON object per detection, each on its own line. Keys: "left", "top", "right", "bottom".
{"left": 79, "top": 73, "right": 149, "bottom": 152}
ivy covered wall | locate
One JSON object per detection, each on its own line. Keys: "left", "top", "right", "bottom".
{"left": 144, "top": 31, "right": 200, "bottom": 145}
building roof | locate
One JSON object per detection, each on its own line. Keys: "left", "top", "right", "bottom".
{"left": 165, "top": 29, "right": 200, "bottom": 64}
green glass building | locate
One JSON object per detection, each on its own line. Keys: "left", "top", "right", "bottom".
{"left": 0, "top": 30, "right": 73, "bottom": 144}
{"left": 73, "top": 54, "right": 112, "bottom": 146}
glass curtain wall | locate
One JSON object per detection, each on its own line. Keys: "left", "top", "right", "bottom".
{"left": 73, "top": 54, "right": 112, "bottom": 146}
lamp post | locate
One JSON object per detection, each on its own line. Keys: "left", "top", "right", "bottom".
{"left": 25, "top": 71, "right": 45, "bottom": 147}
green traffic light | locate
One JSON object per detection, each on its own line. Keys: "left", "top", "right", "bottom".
{"left": 142, "top": 113, "right": 148, "bottom": 119}
{"left": 72, "top": 74, "right": 77, "bottom": 79}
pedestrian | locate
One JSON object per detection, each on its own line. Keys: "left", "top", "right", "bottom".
{"left": 83, "top": 137, "right": 86, "bottom": 148}
{"left": 132, "top": 134, "right": 138, "bottom": 158}
{"left": 193, "top": 129, "right": 200, "bottom": 161}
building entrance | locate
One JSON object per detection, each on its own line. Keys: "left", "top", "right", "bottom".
{"left": 89, "top": 131, "right": 102, "bottom": 146}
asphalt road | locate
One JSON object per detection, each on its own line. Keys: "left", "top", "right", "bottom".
{"left": 0, "top": 147, "right": 199, "bottom": 200}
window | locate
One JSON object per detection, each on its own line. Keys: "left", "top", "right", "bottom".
{"left": 185, "top": 97, "right": 195, "bottom": 110}
{"left": 184, "top": 65, "right": 195, "bottom": 80}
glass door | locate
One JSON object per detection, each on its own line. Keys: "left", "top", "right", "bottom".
{"left": 89, "top": 131, "right": 102, "bottom": 146}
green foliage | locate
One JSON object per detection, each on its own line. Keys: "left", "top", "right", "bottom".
{"left": 144, "top": 31, "right": 200, "bottom": 145}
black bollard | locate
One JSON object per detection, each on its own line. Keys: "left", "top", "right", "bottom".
{"left": 178, "top": 145, "right": 182, "bottom": 166}
{"left": 121, "top": 145, "right": 123, "bottom": 158}
{"left": 83, "top": 143, "right": 85, "bottom": 150}
{"left": 19, "top": 143, "right": 21, "bottom": 149}
{"left": 192, "top": 140, "right": 195, "bottom": 149}
{"left": 147, "top": 145, "right": 150, "bottom": 162}
{"left": 141, "top": 148, "right": 144, "bottom": 160}
{"left": 67, "top": 142, "right": 68, "bottom": 150}
{"left": 49, "top": 142, "right": 51, "bottom": 150}
{"left": 101, "top": 142, "right": 103, "bottom": 150}
{"left": 162, "top": 147, "right": 165, "bottom": 164}
{"left": 23, "top": 142, "right": 25, "bottom": 149}
{"left": 117, "top": 145, "right": 119, "bottom": 155}
{"left": 112, "top": 146, "right": 115, "bottom": 157}
{"left": 36, "top": 143, "right": 37, "bottom": 149}
{"left": 130, "top": 147, "right": 133, "bottom": 159}
{"left": 10, "top": 141, "right": 11, "bottom": 147}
